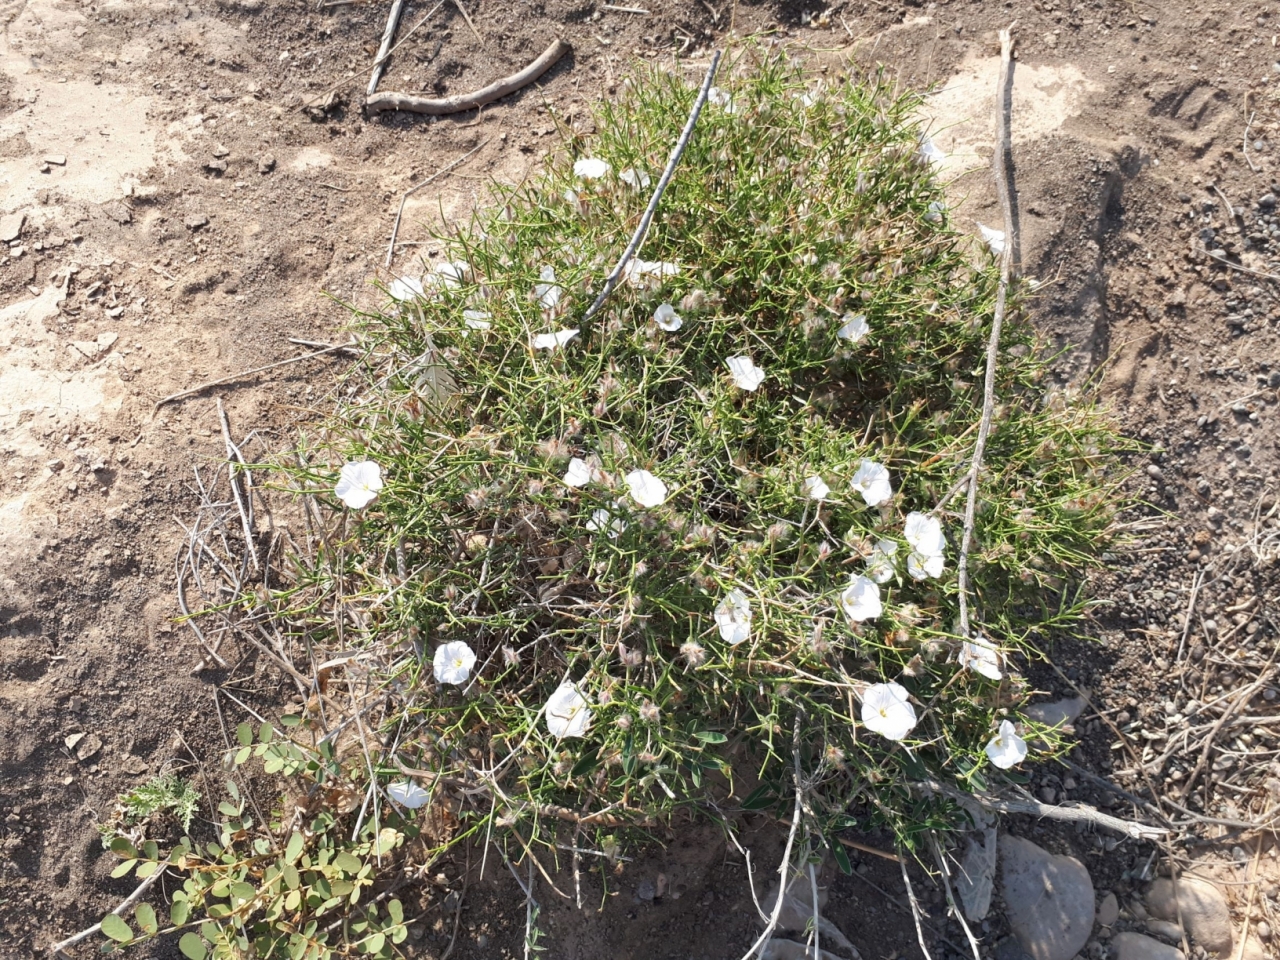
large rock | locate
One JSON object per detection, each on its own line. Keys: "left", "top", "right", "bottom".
{"left": 1000, "top": 835, "right": 1095, "bottom": 960}
{"left": 1112, "top": 932, "right": 1186, "bottom": 960}
{"left": 1145, "top": 876, "right": 1233, "bottom": 955}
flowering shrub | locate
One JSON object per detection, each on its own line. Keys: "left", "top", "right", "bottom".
{"left": 131, "top": 50, "right": 1125, "bottom": 957}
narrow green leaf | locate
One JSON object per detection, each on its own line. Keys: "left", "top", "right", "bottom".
{"left": 831, "top": 839, "right": 853, "bottom": 875}
{"left": 693, "top": 730, "right": 728, "bottom": 744}
{"left": 100, "top": 914, "right": 132, "bottom": 943}
{"left": 280, "top": 713, "right": 303, "bottom": 727}
{"left": 235, "top": 722, "right": 252, "bottom": 747}
{"left": 740, "top": 783, "right": 778, "bottom": 810}
{"left": 233, "top": 746, "right": 252, "bottom": 766}
{"left": 178, "top": 932, "right": 208, "bottom": 960}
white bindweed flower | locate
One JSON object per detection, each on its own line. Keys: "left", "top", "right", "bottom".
{"left": 573, "top": 157, "right": 611, "bottom": 179}
{"left": 837, "top": 312, "right": 870, "bottom": 343}
{"left": 545, "top": 682, "right": 593, "bottom": 739}
{"left": 960, "top": 637, "right": 1003, "bottom": 681}
{"left": 622, "top": 258, "right": 680, "bottom": 289}
{"left": 925, "top": 200, "right": 946, "bottom": 223}
{"left": 726, "top": 355, "right": 766, "bottom": 392}
{"left": 918, "top": 134, "right": 946, "bottom": 166}
{"left": 335, "top": 460, "right": 384, "bottom": 509}
{"left": 904, "top": 512, "right": 946, "bottom": 580}
{"left": 563, "top": 187, "right": 585, "bottom": 216}
{"left": 801, "top": 475, "right": 830, "bottom": 500}
{"left": 653, "top": 303, "right": 683, "bottom": 332}
{"left": 839, "top": 575, "right": 882, "bottom": 622}
{"left": 866, "top": 539, "right": 899, "bottom": 584}
{"left": 985, "top": 720, "right": 1028, "bottom": 769}
{"left": 586, "top": 507, "right": 627, "bottom": 538}
{"left": 708, "top": 86, "right": 737, "bottom": 113}
{"left": 431, "top": 260, "right": 469, "bottom": 288}
{"left": 861, "top": 682, "right": 917, "bottom": 741}
{"left": 563, "top": 457, "right": 592, "bottom": 488}
{"left": 462, "top": 309, "right": 492, "bottom": 330}
{"left": 619, "top": 167, "right": 652, "bottom": 190}
{"left": 386, "top": 781, "right": 430, "bottom": 809}
{"left": 714, "top": 589, "right": 752, "bottom": 645}
{"left": 625, "top": 469, "right": 668, "bottom": 508}
{"left": 850, "top": 459, "right": 892, "bottom": 507}
{"left": 433, "top": 640, "right": 476, "bottom": 685}
{"left": 388, "top": 276, "right": 425, "bottom": 301}
{"left": 978, "top": 223, "right": 1006, "bottom": 257}
{"left": 535, "top": 265, "right": 563, "bottom": 309}
{"left": 532, "top": 328, "right": 579, "bottom": 351}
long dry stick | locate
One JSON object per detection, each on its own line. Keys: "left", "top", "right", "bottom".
{"left": 367, "top": 38, "right": 571, "bottom": 115}
{"left": 582, "top": 49, "right": 722, "bottom": 324}
{"left": 955, "top": 25, "right": 1016, "bottom": 637}
{"left": 386, "top": 140, "right": 488, "bottom": 268}
{"left": 1179, "top": 662, "right": 1277, "bottom": 803}
{"left": 217, "top": 399, "right": 258, "bottom": 573}
{"left": 368, "top": 0, "right": 407, "bottom": 96}
{"left": 153, "top": 341, "right": 356, "bottom": 412}
{"left": 49, "top": 862, "right": 171, "bottom": 956}
{"left": 899, "top": 854, "right": 935, "bottom": 960}
{"left": 918, "top": 779, "right": 1167, "bottom": 839}
{"left": 929, "top": 833, "right": 982, "bottom": 960}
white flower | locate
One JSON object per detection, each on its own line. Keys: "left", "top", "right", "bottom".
{"left": 586, "top": 507, "right": 627, "bottom": 538}
{"left": 837, "top": 313, "right": 869, "bottom": 343}
{"left": 563, "top": 457, "right": 592, "bottom": 488}
{"left": 708, "top": 86, "right": 737, "bottom": 113}
{"left": 726, "top": 355, "right": 766, "bottom": 392}
{"left": 386, "top": 781, "right": 430, "bottom": 809}
{"left": 903, "top": 512, "right": 946, "bottom": 580}
{"left": 714, "top": 589, "right": 752, "bottom": 645}
{"left": 925, "top": 200, "right": 946, "bottom": 223}
{"left": 334, "top": 460, "right": 384, "bottom": 509}
{"left": 865, "top": 539, "right": 898, "bottom": 584}
{"left": 433, "top": 640, "right": 476, "bottom": 685}
{"left": 799, "top": 90, "right": 819, "bottom": 109}
{"left": 850, "top": 459, "right": 892, "bottom": 507}
{"left": 653, "top": 303, "right": 683, "bottom": 332}
{"left": 622, "top": 258, "right": 679, "bottom": 288}
{"left": 985, "top": 720, "right": 1028, "bottom": 769}
{"left": 535, "top": 265, "right": 563, "bottom": 309}
{"left": 918, "top": 134, "right": 946, "bottom": 165}
{"left": 619, "top": 167, "right": 651, "bottom": 190}
{"left": 573, "top": 157, "right": 611, "bottom": 179}
{"left": 388, "top": 276, "right": 425, "bottom": 301}
{"left": 978, "top": 223, "right": 1006, "bottom": 257}
{"left": 907, "top": 549, "right": 946, "bottom": 580}
{"left": 839, "top": 575, "right": 882, "bottom": 622}
{"left": 960, "top": 637, "right": 1003, "bottom": 681}
{"left": 861, "top": 682, "right": 917, "bottom": 741}
{"left": 625, "top": 469, "right": 668, "bottom": 508}
{"left": 801, "top": 475, "right": 830, "bottom": 500}
{"left": 563, "top": 187, "right": 585, "bottom": 216}
{"left": 545, "top": 682, "right": 593, "bottom": 738}
{"left": 532, "top": 328, "right": 579, "bottom": 351}
{"left": 430, "top": 260, "right": 469, "bottom": 288}
{"left": 462, "top": 309, "right": 492, "bottom": 330}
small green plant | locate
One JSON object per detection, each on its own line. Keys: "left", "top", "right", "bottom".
{"left": 99, "top": 774, "right": 201, "bottom": 848}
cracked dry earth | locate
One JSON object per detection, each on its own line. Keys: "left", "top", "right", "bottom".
{"left": 6, "top": 0, "right": 1280, "bottom": 958}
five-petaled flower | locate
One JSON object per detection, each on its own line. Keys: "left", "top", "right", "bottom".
{"left": 586, "top": 507, "right": 627, "bottom": 538}
{"left": 625, "top": 469, "right": 668, "bottom": 508}
{"left": 865, "top": 538, "right": 899, "bottom": 584}
{"left": 653, "top": 303, "right": 683, "bottom": 332}
{"left": 850, "top": 459, "right": 892, "bottom": 507}
{"left": 726, "top": 355, "right": 766, "bottom": 392}
{"left": 619, "top": 168, "right": 651, "bottom": 190}
{"left": 386, "top": 781, "right": 430, "bottom": 809}
{"left": 918, "top": 134, "right": 946, "bottom": 166}
{"left": 573, "top": 157, "right": 610, "bottom": 179}
{"left": 861, "top": 682, "right": 917, "bottom": 741}
{"left": 388, "top": 276, "right": 425, "bottom": 301}
{"left": 335, "top": 460, "right": 384, "bottom": 510}
{"left": 433, "top": 640, "right": 476, "bottom": 686}
{"left": 535, "top": 265, "right": 563, "bottom": 310}
{"left": 563, "top": 457, "right": 592, "bottom": 488}
{"left": 839, "top": 575, "right": 882, "bottom": 622}
{"left": 837, "top": 313, "right": 869, "bottom": 343}
{"left": 545, "top": 682, "right": 593, "bottom": 738}
{"left": 714, "top": 589, "right": 752, "bottom": 645}
{"left": 904, "top": 511, "right": 946, "bottom": 580}
{"left": 959, "top": 636, "right": 1002, "bottom": 681}
{"left": 801, "top": 475, "right": 830, "bottom": 500}
{"left": 985, "top": 720, "right": 1027, "bottom": 769}
{"left": 532, "top": 328, "right": 579, "bottom": 351}
{"left": 978, "top": 224, "right": 1006, "bottom": 257}
{"left": 708, "top": 86, "right": 737, "bottom": 113}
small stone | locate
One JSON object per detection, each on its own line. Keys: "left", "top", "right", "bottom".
{"left": 1099, "top": 892, "right": 1119, "bottom": 928}
{"left": 637, "top": 878, "right": 656, "bottom": 902}
{"left": 1236, "top": 444, "right": 1252, "bottom": 459}
{"left": 44, "top": 155, "right": 66, "bottom": 166}
{"left": 1001, "top": 835, "right": 1095, "bottom": 960}
{"left": 205, "top": 158, "right": 227, "bottom": 173}
{"left": 1255, "top": 922, "right": 1271, "bottom": 941}
{"left": 212, "top": 143, "right": 230, "bottom": 158}
{"left": 1112, "top": 933, "right": 1184, "bottom": 960}
{"left": 185, "top": 214, "right": 210, "bottom": 231}
{"left": 75, "top": 732, "right": 103, "bottom": 761}
{"left": 1147, "top": 464, "right": 1164, "bottom": 479}
{"left": 258, "top": 155, "right": 276, "bottom": 174}
{"left": 1147, "top": 919, "right": 1185, "bottom": 942}
{"left": 1262, "top": 194, "right": 1277, "bottom": 208}
{"left": 1024, "top": 698, "right": 1086, "bottom": 729}
{"left": 0, "top": 211, "right": 25, "bottom": 243}
{"left": 1145, "top": 877, "right": 1233, "bottom": 955}
{"left": 1039, "top": 787, "right": 1058, "bottom": 803}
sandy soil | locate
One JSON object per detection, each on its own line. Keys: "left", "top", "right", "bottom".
{"left": 4, "top": 0, "right": 1280, "bottom": 957}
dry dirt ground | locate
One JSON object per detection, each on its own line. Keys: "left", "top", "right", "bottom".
{"left": 5, "top": 0, "right": 1280, "bottom": 958}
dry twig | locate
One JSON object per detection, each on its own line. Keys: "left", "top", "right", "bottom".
{"left": 386, "top": 140, "right": 488, "bottom": 268}
{"left": 368, "top": 0, "right": 407, "bottom": 96}
{"left": 153, "top": 341, "right": 356, "bottom": 412}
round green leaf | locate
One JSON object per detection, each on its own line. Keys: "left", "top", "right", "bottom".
{"left": 178, "top": 932, "right": 208, "bottom": 960}
{"left": 170, "top": 898, "right": 190, "bottom": 926}
{"left": 99, "top": 914, "right": 132, "bottom": 943}
{"left": 134, "top": 902, "right": 157, "bottom": 934}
